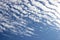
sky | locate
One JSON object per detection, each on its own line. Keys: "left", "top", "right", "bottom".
{"left": 0, "top": 0, "right": 60, "bottom": 40}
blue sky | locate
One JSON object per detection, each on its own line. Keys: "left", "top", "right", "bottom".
{"left": 0, "top": 0, "right": 60, "bottom": 40}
